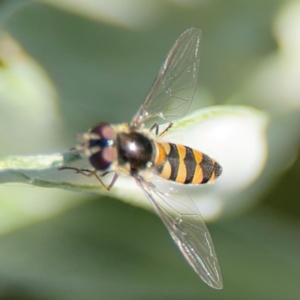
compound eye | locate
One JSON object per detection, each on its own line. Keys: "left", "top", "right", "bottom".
{"left": 88, "top": 123, "right": 116, "bottom": 171}
{"left": 89, "top": 147, "right": 115, "bottom": 171}
{"left": 90, "top": 122, "right": 115, "bottom": 140}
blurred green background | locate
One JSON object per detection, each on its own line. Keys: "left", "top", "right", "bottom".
{"left": 0, "top": 0, "right": 300, "bottom": 299}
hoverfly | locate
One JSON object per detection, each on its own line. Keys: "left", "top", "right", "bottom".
{"left": 60, "top": 28, "right": 223, "bottom": 289}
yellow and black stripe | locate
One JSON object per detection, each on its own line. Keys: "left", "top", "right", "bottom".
{"left": 154, "top": 142, "right": 222, "bottom": 184}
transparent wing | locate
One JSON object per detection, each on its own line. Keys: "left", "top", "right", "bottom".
{"left": 131, "top": 28, "right": 201, "bottom": 129}
{"left": 135, "top": 175, "right": 223, "bottom": 289}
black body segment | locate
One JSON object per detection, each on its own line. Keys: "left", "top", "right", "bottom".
{"left": 199, "top": 153, "right": 214, "bottom": 184}
{"left": 183, "top": 146, "right": 196, "bottom": 184}
{"left": 117, "top": 131, "right": 154, "bottom": 172}
{"left": 168, "top": 143, "right": 180, "bottom": 181}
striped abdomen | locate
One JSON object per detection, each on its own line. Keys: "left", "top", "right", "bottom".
{"left": 154, "top": 142, "right": 222, "bottom": 184}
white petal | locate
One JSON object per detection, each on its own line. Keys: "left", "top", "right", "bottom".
{"left": 0, "top": 32, "right": 62, "bottom": 155}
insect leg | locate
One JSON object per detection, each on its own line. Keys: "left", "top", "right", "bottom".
{"left": 58, "top": 166, "right": 94, "bottom": 176}
{"left": 149, "top": 122, "right": 173, "bottom": 137}
{"left": 159, "top": 122, "right": 173, "bottom": 138}
{"left": 58, "top": 166, "right": 117, "bottom": 191}
{"left": 106, "top": 172, "right": 119, "bottom": 190}
{"left": 97, "top": 171, "right": 119, "bottom": 190}
{"left": 149, "top": 123, "right": 159, "bottom": 136}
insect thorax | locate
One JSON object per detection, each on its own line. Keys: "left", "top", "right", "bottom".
{"left": 116, "top": 131, "right": 155, "bottom": 172}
